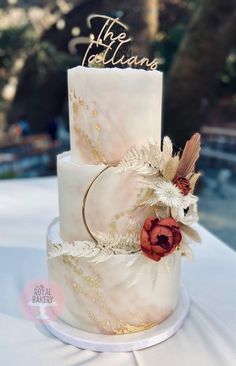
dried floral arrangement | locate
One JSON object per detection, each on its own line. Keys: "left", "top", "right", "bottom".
{"left": 48, "top": 133, "right": 201, "bottom": 263}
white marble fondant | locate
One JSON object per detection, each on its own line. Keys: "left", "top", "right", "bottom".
{"left": 68, "top": 66, "right": 163, "bottom": 165}
{"left": 57, "top": 152, "right": 153, "bottom": 243}
{"left": 48, "top": 219, "right": 181, "bottom": 335}
{"left": 57, "top": 152, "right": 104, "bottom": 242}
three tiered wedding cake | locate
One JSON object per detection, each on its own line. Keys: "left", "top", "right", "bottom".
{"left": 47, "top": 66, "right": 201, "bottom": 335}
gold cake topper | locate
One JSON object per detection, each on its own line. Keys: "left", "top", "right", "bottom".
{"left": 69, "top": 14, "right": 159, "bottom": 70}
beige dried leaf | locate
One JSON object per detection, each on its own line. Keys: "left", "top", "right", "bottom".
{"left": 189, "top": 172, "right": 202, "bottom": 192}
{"left": 180, "top": 224, "right": 201, "bottom": 243}
{"left": 163, "top": 156, "right": 180, "bottom": 181}
{"left": 47, "top": 240, "right": 99, "bottom": 259}
{"left": 176, "top": 133, "right": 201, "bottom": 178}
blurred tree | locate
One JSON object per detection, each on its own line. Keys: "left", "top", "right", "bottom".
{"left": 102, "top": 0, "right": 159, "bottom": 57}
{"left": 0, "top": 25, "right": 36, "bottom": 83}
{"left": 164, "top": 0, "right": 236, "bottom": 147}
{"left": 8, "top": 42, "right": 77, "bottom": 131}
{"left": 155, "top": 0, "right": 197, "bottom": 74}
{"left": 8, "top": 0, "right": 159, "bottom": 131}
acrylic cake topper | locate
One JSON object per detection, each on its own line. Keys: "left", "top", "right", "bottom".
{"left": 68, "top": 14, "right": 159, "bottom": 70}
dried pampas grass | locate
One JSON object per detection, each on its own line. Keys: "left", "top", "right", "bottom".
{"left": 175, "top": 133, "right": 201, "bottom": 178}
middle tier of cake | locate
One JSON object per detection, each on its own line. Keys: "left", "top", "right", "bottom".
{"left": 57, "top": 151, "right": 154, "bottom": 243}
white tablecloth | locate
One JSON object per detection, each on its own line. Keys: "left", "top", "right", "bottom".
{"left": 0, "top": 177, "right": 236, "bottom": 366}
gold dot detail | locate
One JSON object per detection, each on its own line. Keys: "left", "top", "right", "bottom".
{"left": 92, "top": 110, "right": 98, "bottom": 118}
{"left": 95, "top": 123, "right": 101, "bottom": 131}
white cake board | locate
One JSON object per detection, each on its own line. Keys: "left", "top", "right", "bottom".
{"left": 41, "top": 286, "right": 189, "bottom": 352}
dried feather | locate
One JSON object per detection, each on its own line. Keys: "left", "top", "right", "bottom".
{"left": 163, "top": 156, "right": 180, "bottom": 181}
{"left": 175, "top": 133, "right": 201, "bottom": 178}
{"left": 48, "top": 230, "right": 141, "bottom": 261}
{"left": 135, "top": 189, "right": 154, "bottom": 207}
{"left": 162, "top": 136, "right": 173, "bottom": 165}
{"left": 127, "top": 218, "right": 142, "bottom": 232}
{"left": 94, "top": 232, "right": 140, "bottom": 253}
{"left": 139, "top": 195, "right": 160, "bottom": 207}
{"left": 189, "top": 172, "right": 202, "bottom": 192}
{"left": 117, "top": 141, "right": 162, "bottom": 176}
{"left": 138, "top": 179, "right": 157, "bottom": 190}
{"left": 47, "top": 240, "right": 99, "bottom": 259}
{"left": 48, "top": 243, "right": 70, "bottom": 258}
{"left": 180, "top": 224, "right": 201, "bottom": 243}
{"left": 147, "top": 141, "right": 162, "bottom": 168}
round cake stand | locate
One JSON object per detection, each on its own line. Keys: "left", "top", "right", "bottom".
{"left": 41, "top": 286, "right": 189, "bottom": 352}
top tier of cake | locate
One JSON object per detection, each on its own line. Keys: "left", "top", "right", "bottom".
{"left": 68, "top": 66, "right": 163, "bottom": 165}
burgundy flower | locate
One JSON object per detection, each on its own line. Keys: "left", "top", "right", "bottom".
{"left": 140, "top": 217, "right": 182, "bottom": 262}
{"left": 174, "top": 177, "right": 191, "bottom": 196}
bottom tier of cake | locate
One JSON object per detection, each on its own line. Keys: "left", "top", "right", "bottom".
{"left": 47, "top": 218, "right": 182, "bottom": 335}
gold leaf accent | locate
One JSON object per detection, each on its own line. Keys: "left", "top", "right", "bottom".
{"left": 95, "top": 123, "right": 101, "bottom": 131}
{"left": 73, "top": 102, "right": 78, "bottom": 115}
{"left": 74, "top": 125, "right": 105, "bottom": 164}
{"left": 66, "top": 257, "right": 102, "bottom": 288}
{"left": 92, "top": 110, "right": 98, "bottom": 118}
{"left": 65, "top": 257, "right": 157, "bottom": 335}
{"left": 114, "top": 321, "right": 156, "bottom": 335}
{"left": 110, "top": 221, "right": 117, "bottom": 232}
{"left": 79, "top": 97, "right": 85, "bottom": 106}
{"left": 84, "top": 276, "right": 101, "bottom": 288}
